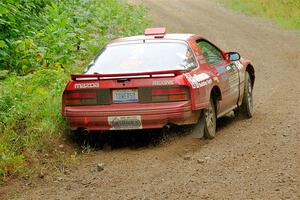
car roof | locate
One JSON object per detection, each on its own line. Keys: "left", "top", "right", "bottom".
{"left": 109, "top": 33, "right": 196, "bottom": 45}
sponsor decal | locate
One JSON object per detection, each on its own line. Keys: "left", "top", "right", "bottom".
{"left": 185, "top": 74, "right": 199, "bottom": 88}
{"left": 216, "top": 66, "right": 226, "bottom": 73}
{"left": 198, "top": 79, "right": 212, "bottom": 87}
{"left": 229, "top": 72, "right": 239, "bottom": 85}
{"left": 226, "top": 65, "right": 233, "bottom": 72}
{"left": 184, "top": 73, "right": 212, "bottom": 89}
{"left": 228, "top": 72, "right": 239, "bottom": 94}
{"left": 224, "top": 63, "right": 240, "bottom": 94}
{"left": 235, "top": 61, "right": 245, "bottom": 82}
{"left": 108, "top": 116, "right": 142, "bottom": 130}
{"left": 74, "top": 82, "right": 99, "bottom": 89}
{"left": 221, "top": 75, "right": 229, "bottom": 82}
{"left": 152, "top": 80, "right": 174, "bottom": 86}
{"left": 193, "top": 73, "right": 210, "bottom": 82}
{"left": 235, "top": 61, "right": 243, "bottom": 70}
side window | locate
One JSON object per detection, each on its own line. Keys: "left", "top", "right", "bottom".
{"left": 180, "top": 48, "right": 197, "bottom": 70}
{"left": 197, "top": 40, "right": 224, "bottom": 66}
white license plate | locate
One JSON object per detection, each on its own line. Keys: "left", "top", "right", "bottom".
{"left": 112, "top": 89, "right": 138, "bottom": 103}
{"left": 108, "top": 116, "right": 142, "bottom": 130}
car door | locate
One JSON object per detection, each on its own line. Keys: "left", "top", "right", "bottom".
{"left": 196, "top": 39, "right": 240, "bottom": 114}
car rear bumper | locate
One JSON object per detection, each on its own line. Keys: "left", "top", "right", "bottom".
{"left": 64, "top": 101, "right": 199, "bottom": 131}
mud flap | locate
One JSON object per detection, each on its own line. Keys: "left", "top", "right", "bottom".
{"left": 191, "top": 111, "right": 205, "bottom": 139}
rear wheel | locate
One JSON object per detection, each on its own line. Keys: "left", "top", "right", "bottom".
{"left": 204, "top": 97, "right": 217, "bottom": 139}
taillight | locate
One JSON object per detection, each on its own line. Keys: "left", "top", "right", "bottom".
{"left": 63, "top": 91, "right": 97, "bottom": 106}
{"left": 64, "top": 92, "right": 96, "bottom": 99}
{"left": 151, "top": 86, "right": 189, "bottom": 102}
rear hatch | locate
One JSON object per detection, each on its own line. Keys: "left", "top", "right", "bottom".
{"left": 62, "top": 70, "right": 190, "bottom": 113}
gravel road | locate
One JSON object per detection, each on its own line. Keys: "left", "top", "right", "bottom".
{"left": 5, "top": 0, "right": 300, "bottom": 199}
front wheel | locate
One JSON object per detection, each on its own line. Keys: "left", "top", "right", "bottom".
{"left": 239, "top": 71, "right": 254, "bottom": 118}
{"left": 204, "top": 97, "right": 217, "bottom": 139}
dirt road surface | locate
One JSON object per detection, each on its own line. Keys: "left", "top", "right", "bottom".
{"left": 4, "top": 0, "right": 300, "bottom": 199}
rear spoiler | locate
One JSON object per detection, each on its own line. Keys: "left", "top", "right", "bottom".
{"left": 71, "top": 69, "right": 187, "bottom": 81}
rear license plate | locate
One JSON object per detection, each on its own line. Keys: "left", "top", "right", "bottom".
{"left": 108, "top": 116, "right": 142, "bottom": 130}
{"left": 112, "top": 89, "right": 138, "bottom": 103}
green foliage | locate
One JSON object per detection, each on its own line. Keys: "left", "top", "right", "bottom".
{"left": 0, "top": 0, "right": 51, "bottom": 72}
{"left": 223, "top": 0, "right": 300, "bottom": 31}
{"left": 0, "top": 0, "right": 149, "bottom": 74}
{"left": 0, "top": 0, "right": 149, "bottom": 180}
{"left": 0, "top": 69, "right": 69, "bottom": 180}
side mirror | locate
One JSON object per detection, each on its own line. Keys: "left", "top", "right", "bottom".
{"left": 225, "top": 52, "right": 241, "bottom": 61}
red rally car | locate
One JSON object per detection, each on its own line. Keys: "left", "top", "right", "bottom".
{"left": 62, "top": 27, "right": 255, "bottom": 139}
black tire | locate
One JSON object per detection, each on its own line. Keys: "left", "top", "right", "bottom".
{"left": 204, "top": 97, "right": 217, "bottom": 139}
{"left": 240, "top": 71, "right": 254, "bottom": 118}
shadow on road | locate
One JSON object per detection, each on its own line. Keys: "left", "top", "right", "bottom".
{"left": 217, "top": 112, "right": 237, "bottom": 132}
{"left": 69, "top": 125, "right": 192, "bottom": 150}
{"left": 68, "top": 112, "right": 243, "bottom": 150}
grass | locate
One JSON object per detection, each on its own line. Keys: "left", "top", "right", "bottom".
{"left": 0, "top": 69, "right": 69, "bottom": 180}
{"left": 0, "top": 0, "right": 149, "bottom": 182}
{"left": 223, "top": 0, "right": 300, "bottom": 32}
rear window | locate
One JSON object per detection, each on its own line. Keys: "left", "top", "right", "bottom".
{"left": 85, "top": 41, "right": 196, "bottom": 74}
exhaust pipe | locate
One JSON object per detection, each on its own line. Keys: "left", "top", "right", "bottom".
{"left": 162, "top": 124, "right": 171, "bottom": 133}
{"left": 81, "top": 128, "right": 90, "bottom": 135}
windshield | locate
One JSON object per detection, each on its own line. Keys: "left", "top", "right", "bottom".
{"left": 85, "top": 41, "right": 196, "bottom": 74}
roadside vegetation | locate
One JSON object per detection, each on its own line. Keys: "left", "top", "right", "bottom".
{"left": 0, "top": 0, "right": 149, "bottom": 181}
{"left": 223, "top": 0, "right": 300, "bottom": 32}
